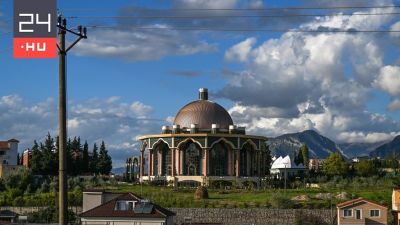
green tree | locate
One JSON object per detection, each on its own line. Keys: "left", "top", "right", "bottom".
{"left": 323, "top": 152, "right": 348, "bottom": 176}
{"left": 30, "top": 140, "right": 42, "bottom": 174}
{"left": 90, "top": 143, "right": 99, "bottom": 174}
{"left": 300, "top": 144, "right": 309, "bottom": 167}
{"left": 82, "top": 141, "right": 89, "bottom": 173}
{"left": 97, "top": 141, "right": 112, "bottom": 175}
{"left": 263, "top": 144, "right": 272, "bottom": 175}
{"left": 355, "top": 160, "right": 377, "bottom": 176}
{"left": 295, "top": 149, "right": 304, "bottom": 166}
{"left": 41, "top": 133, "right": 57, "bottom": 175}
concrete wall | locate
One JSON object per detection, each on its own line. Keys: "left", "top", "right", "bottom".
{"left": 169, "top": 208, "right": 335, "bottom": 225}
{"left": 2, "top": 207, "right": 335, "bottom": 225}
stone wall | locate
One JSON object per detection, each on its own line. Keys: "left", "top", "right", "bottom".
{"left": 168, "top": 208, "right": 335, "bottom": 225}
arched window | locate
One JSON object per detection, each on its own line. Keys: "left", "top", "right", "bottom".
{"left": 209, "top": 142, "right": 229, "bottom": 176}
{"left": 182, "top": 142, "right": 202, "bottom": 176}
{"left": 153, "top": 142, "right": 171, "bottom": 176}
{"left": 240, "top": 142, "right": 256, "bottom": 176}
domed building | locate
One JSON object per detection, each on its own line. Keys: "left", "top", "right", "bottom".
{"left": 137, "top": 88, "right": 268, "bottom": 186}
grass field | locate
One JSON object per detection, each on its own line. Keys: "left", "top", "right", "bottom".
{"left": 101, "top": 183, "right": 393, "bottom": 209}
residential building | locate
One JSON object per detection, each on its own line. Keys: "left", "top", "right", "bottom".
{"left": 0, "top": 139, "right": 20, "bottom": 178}
{"left": 22, "top": 149, "right": 31, "bottom": 167}
{"left": 308, "top": 158, "right": 325, "bottom": 172}
{"left": 337, "top": 198, "right": 387, "bottom": 225}
{"left": 270, "top": 155, "right": 306, "bottom": 178}
{"left": 0, "top": 139, "right": 18, "bottom": 165}
{"left": 392, "top": 187, "right": 400, "bottom": 225}
{"left": 0, "top": 209, "right": 18, "bottom": 223}
{"left": 80, "top": 190, "right": 175, "bottom": 225}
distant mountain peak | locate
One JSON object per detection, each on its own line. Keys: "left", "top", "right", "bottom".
{"left": 269, "top": 130, "right": 342, "bottom": 159}
{"left": 370, "top": 135, "right": 400, "bottom": 158}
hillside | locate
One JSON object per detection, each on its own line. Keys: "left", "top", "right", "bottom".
{"left": 369, "top": 135, "right": 400, "bottom": 158}
{"left": 268, "top": 130, "right": 343, "bottom": 159}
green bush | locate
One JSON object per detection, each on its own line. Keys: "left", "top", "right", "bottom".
{"left": 270, "top": 192, "right": 294, "bottom": 209}
{"left": 194, "top": 186, "right": 209, "bottom": 200}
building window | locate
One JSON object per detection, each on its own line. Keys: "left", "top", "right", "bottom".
{"left": 370, "top": 209, "right": 380, "bottom": 217}
{"left": 343, "top": 209, "right": 352, "bottom": 217}
{"left": 128, "top": 201, "right": 135, "bottom": 210}
{"left": 115, "top": 201, "right": 127, "bottom": 211}
{"left": 0, "top": 151, "right": 5, "bottom": 155}
{"left": 355, "top": 209, "right": 362, "bottom": 220}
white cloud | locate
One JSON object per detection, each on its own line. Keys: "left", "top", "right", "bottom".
{"left": 375, "top": 65, "right": 400, "bottom": 96}
{"left": 388, "top": 99, "right": 400, "bottom": 111}
{"left": 75, "top": 27, "right": 216, "bottom": 61}
{"left": 224, "top": 37, "right": 256, "bottom": 62}
{"left": 221, "top": 6, "right": 400, "bottom": 143}
{"left": 173, "top": 0, "right": 237, "bottom": 9}
{"left": 390, "top": 21, "right": 400, "bottom": 37}
{"left": 0, "top": 95, "right": 161, "bottom": 168}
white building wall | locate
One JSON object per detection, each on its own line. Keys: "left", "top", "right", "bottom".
{"left": 7, "top": 141, "right": 18, "bottom": 165}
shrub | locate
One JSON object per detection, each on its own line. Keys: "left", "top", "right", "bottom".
{"left": 270, "top": 192, "right": 294, "bottom": 209}
{"left": 194, "top": 186, "right": 209, "bottom": 200}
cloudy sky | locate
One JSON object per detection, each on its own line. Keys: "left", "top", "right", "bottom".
{"left": 1, "top": 0, "right": 400, "bottom": 167}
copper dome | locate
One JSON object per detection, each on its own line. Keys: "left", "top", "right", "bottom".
{"left": 173, "top": 88, "right": 234, "bottom": 129}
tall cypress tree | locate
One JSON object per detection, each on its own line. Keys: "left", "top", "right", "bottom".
{"left": 82, "top": 141, "right": 89, "bottom": 173}
{"left": 41, "top": 133, "right": 57, "bottom": 175}
{"left": 90, "top": 143, "right": 98, "bottom": 174}
{"left": 300, "top": 144, "right": 309, "bottom": 168}
{"left": 30, "top": 140, "right": 42, "bottom": 174}
{"left": 97, "top": 141, "right": 112, "bottom": 175}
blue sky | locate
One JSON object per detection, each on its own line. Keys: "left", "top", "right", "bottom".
{"left": 1, "top": 0, "right": 400, "bottom": 167}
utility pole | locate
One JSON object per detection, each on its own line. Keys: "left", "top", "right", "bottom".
{"left": 57, "top": 15, "right": 87, "bottom": 225}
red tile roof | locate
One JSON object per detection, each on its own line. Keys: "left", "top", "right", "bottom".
{"left": 0, "top": 142, "right": 9, "bottom": 150}
{"left": 337, "top": 198, "right": 387, "bottom": 209}
{"left": 79, "top": 192, "right": 175, "bottom": 218}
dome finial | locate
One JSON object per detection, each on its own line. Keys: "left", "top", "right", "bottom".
{"left": 199, "top": 88, "right": 208, "bottom": 100}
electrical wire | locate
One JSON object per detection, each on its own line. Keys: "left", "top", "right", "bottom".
{"left": 85, "top": 25, "right": 400, "bottom": 33}
{"left": 66, "top": 12, "right": 400, "bottom": 20}
{"left": 61, "top": 5, "right": 400, "bottom": 12}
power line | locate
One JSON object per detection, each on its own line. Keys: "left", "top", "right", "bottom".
{"left": 86, "top": 25, "right": 400, "bottom": 33}
{"left": 66, "top": 12, "right": 400, "bottom": 20}
{"left": 61, "top": 5, "right": 400, "bottom": 12}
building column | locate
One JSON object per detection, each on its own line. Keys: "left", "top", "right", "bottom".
{"left": 140, "top": 150, "right": 144, "bottom": 178}
{"left": 148, "top": 150, "right": 152, "bottom": 176}
{"left": 177, "top": 148, "right": 181, "bottom": 175}
{"left": 257, "top": 151, "right": 261, "bottom": 177}
{"left": 171, "top": 148, "right": 175, "bottom": 176}
{"left": 235, "top": 149, "right": 240, "bottom": 177}
{"left": 158, "top": 150, "right": 162, "bottom": 176}
{"left": 228, "top": 149, "right": 233, "bottom": 176}
{"left": 203, "top": 148, "right": 209, "bottom": 176}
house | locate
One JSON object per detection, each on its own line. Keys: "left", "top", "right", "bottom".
{"left": 0, "top": 139, "right": 20, "bottom": 178}
{"left": 308, "top": 158, "right": 325, "bottom": 172}
{"left": 337, "top": 198, "right": 387, "bottom": 225}
{"left": 270, "top": 155, "right": 306, "bottom": 178}
{"left": 80, "top": 190, "right": 175, "bottom": 225}
{"left": 0, "top": 209, "right": 18, "bottom": 223}
{"left": 392, "top": 187, "right": 400, "bottom": 225}
{"left": 22, "top": 149, "right": 31, "bottom": 167}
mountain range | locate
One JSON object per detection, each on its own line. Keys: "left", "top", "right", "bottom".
{"left": 268, "top": 130, "right": 400, "bottom": 159}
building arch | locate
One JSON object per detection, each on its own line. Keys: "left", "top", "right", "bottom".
{"left": 240, "top": 139, "right": 258, "bottom": 150}
{"left": 209, "top": 141, "right": 230, "bottom": 176}
{"left": 176, "top": 138, "right": 204, "bottom": 149}
{"left": 151, "top": 138, "right": 171, "bottom": 149}
{"left": 240, "top": 142, "right": 257, "bottom": 176}
{"left": 152, "top": 141, "right": 171, "bottom": 176}
{"left": 209, "top": 137, "right": 236, "bottom": 149}
{"left": 179, "top": 140, "right": 202, "bottom": 176}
